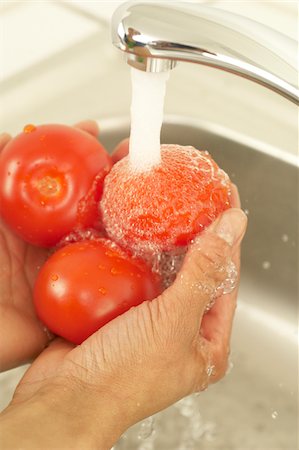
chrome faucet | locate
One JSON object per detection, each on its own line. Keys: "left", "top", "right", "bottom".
{"left": 111, "top": 1, "right": 298, "bottom": 104}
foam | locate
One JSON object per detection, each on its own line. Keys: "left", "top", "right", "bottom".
{"left": 101, "top": 144, "right": 231, "bottom": 256}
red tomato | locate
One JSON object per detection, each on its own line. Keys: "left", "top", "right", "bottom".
{"left": 34, "top": 239, "right": 161, "bottom": 344}
{"left": 101, "top": 145, "right": 231, "bottom": 253}
{"left": 0, "top": 124, "right": 112, "bottom": 247}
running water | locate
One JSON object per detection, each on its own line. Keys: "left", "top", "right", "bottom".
{"left": 108, "top": 68, "right": 237, "bottom": 450}
{"left": 129, "top": 68, "right": 169, "bottom": 171}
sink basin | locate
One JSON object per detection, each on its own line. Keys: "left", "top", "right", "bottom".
{"left": 0, "top": 117, "right": 297, "bottom": 450}
{"left": 100, "top": 117, "right": 298, "bottom": 450}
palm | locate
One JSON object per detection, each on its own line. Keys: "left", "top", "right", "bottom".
{"left": 0, "top": 217, "right": 50, "bottom": 370}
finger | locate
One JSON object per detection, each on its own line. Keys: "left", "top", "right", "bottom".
{"left": 15, "top": 338, "right": 74, "bottom": 393}
{"left": 0, "top": 309, "right": 52, "bottom": 372}
{"left": 161, "top": 209, "right": 247, "bottom": 332}
{"left": 200, "top": 246, "right": 241, "bottom": 343}
{"left": 199, "top": 245, "right": 241, "bottom": 381}
{"left": 0, "top": 133, "right": 11, "bottom": 151}
{"left": 111, "top": 138, "right": 129, "bottom": 164}
{"left": 230, "top": 183, "right": 241, "bottom": 208}
{"left": 74, "top": 120, "right": 99, "bottom": 138}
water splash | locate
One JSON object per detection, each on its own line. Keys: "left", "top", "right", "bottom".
{"left": 176, "top": 395, "right": 216, "bottom": 448}
{"left": 217, "top": 260, "right": 238, "bottom": 295}
{"left": 136, "top": 416, "right": 156, "bottom": 450}
{"left": 151, "top": 249, "right": 185, "bottom": 288}
{"left": 206, "top": 365, "right": 216, "bottom": 377}
{"left": 226, "top": 359, "right": 234, "bottom": 375}
{"left": 137, "top": 417, "right": 155, "bottom": 440}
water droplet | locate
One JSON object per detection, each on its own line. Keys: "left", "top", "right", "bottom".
{"left": 206, "top": 365, "right": 215, "bottom": 377}
{"left": 201, "top": 421, "right": 217, "bottom": 442}
{"left": 130, "top": 271, "right": 141, "bottom": 278}
{"left": 51, "top": 274, "right": 58, "bottom": 281}
{"left": 176, "top": 395, "right": 200, "bottom": 419}
{"left": 23, "top": 124, "right": 36, "bottom": 133}
{"left": 98, "top": 287, "right": 107, "bottom": 295}
{"left": 244, "top": 209, "right": 249, "bottom": 215}
{"left": 105, "top": 249, "right": 117, "bottom": 258}
{"left": 40, "top": 200, "right": 45, "bottom": 206}
{"left": 43, "top": 326, "right": 53, "bottom": 340}
{"left": 262, "top": 261, "right": 271, "bottom": 270}
{"left": 271, "top": 410, "right": 278, "bottom": 419}
{"left": 226, "top": 360, "right": 234, "bottom": 375}
{"left": 281, "top": 234, "right": 289, "bottom": 243}
{"left": 214, "top": 260, "right": 238, "bottom": 297}
{"left": 111, "top": 267, "right": 122, "bottom": 275}
{"left": 138, "top": 417, "right": 155, "bottom": 440}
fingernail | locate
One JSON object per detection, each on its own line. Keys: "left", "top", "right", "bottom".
{"left": 215, "top": 208, "right": 247, "bottom": 246}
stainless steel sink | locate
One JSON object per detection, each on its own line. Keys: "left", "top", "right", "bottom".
{"left": 0, "top": 117, "right": 297, "bottom": 450}
{"left": 99, "top": 117, "right": 297, "bottom": 450}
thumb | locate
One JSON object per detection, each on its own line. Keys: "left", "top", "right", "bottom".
{"left": 161, "top": 208, "right": 247, "bottom": 329}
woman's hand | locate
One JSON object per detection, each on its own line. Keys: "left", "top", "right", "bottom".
{"left": 0, "top": 189, "right": 247, "bottom": 449}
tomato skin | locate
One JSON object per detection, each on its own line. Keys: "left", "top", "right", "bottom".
{"left": 101, "top": 145, "right": 231, "bottom": 254}
{"left": 34, "top": 239, "right": 161, "bottom": 344}
{"left": 0, "top": 124, "right": 112, "bottom": 247}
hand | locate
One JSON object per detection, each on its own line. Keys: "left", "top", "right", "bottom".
{"left": 0, "top": 167, "right": 247, "bottom": 450}
{"left": 0, "top": 121, "right": 108, "bottom": 371}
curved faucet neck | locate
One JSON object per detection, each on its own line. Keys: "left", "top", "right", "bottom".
{"left": 112, "top": 1, "right": 298, "bottom": 104}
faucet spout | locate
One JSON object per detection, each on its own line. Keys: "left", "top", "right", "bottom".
{"left": 111, "top": 1, "right": 298, "bottom": 104}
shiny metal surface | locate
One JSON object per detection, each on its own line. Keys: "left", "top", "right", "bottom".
{"left": 111, "top": 2, "right": 298, "bottom": 103}
{"left": 99, "top": 117, "right": 297, "bottom": 450}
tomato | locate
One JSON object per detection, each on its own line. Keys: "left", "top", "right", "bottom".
{"left": 0, "top": 124, "right": 112, "bottom": 247}
{"left": 34, "top": 239, "right": 161, "bottom": 344}
{"left": 101, "top": 145, "right": 231, "bottom": 254}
